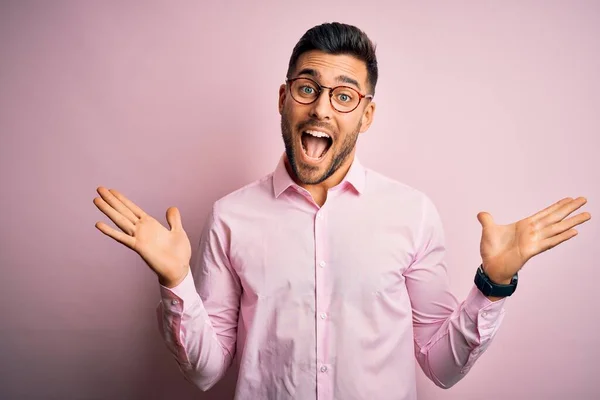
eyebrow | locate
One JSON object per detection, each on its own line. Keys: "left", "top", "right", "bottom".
{"left": 296, "top": 68, "right": 362, "bottom": 91}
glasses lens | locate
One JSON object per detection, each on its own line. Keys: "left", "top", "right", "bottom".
{"left": 289, "top": 78, "right": 363, "bottom": 112}
{"left": 331, "top": 87, "right": 360, "bottom": 112}
{"left": 290, "top": 78, "right": 319, "bottom": 104}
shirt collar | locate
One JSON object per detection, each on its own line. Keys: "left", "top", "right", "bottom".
{"left": 272, "top": 153, "right": 366, "bottom": 198}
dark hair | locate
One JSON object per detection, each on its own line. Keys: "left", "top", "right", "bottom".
{"left": 286, "top": 22, "right": 378, "bottom": 96}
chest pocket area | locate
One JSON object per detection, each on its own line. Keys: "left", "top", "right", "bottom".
{"left": 328, "top": 225, "right": 414, "bottom": 299}
{"left": 231, "top": 227, "right": 316, "bottom": 300}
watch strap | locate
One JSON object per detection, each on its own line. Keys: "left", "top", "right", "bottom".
{"left": 474, "top": 264, "right": 518, "bottom": 297}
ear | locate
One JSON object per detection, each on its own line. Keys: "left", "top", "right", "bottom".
{"left": 359, "top": 101, "right": 376, "bottom": 133}
{"left": 278, "top": 84, "right": 287, "bottom": 115}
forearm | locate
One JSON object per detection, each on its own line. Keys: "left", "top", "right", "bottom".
{"left": 414, "top": 285, "right": 506, "bottom": 388}
{"left": 156, "top": 270, "right": 233, "bottom": 391}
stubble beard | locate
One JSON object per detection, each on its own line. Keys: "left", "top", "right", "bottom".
{"left": 280, "top": 112, "right": 361, "bottom": 185}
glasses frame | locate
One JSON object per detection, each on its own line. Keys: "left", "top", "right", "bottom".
{"left": 286, "top": 77, "right": 374, "bottom": 113}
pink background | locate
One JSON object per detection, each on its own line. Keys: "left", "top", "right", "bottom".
{"left": 1, "top": 1, "right": 598, "bottom": 399}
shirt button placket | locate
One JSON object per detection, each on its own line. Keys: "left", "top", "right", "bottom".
{"left": 314, "top": 209, "right": 331, "bottom": 398}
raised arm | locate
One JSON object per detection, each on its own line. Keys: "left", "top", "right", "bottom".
{"left": 93, "top": 187, "right": 240, "bottom": 390}
{"left": 404, "top": 196, "right": 506, "bottom": 388}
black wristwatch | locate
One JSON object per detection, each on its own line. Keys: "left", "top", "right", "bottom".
{"left": 474, "top": 264, "right": 518, "bottom": 297}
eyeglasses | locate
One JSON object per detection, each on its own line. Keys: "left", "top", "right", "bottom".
{"left": 286, "top": 77, "right": 373, "bottom": 113}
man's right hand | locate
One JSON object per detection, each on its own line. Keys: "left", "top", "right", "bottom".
{"left": 93, "top": 186, "right": 192, "bottom": 288}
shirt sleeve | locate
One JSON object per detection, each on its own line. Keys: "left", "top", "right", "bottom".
{"left": 404, "top": 195, "right": 507, "bottom": 389}
{"left": 156, "top": 203, "right": 241, "bottom": 391}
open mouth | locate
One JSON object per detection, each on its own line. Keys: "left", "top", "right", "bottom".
{"left": 300, "top": 130, "right": 333, "bottom": 160}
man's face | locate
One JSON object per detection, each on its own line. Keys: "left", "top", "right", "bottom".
{"left": 278, "top": 50, "right": 375, "bottom": 185}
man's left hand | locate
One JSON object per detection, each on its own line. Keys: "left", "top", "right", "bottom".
{"left": 477, "top": 197, "right": 591, "bottom": 285}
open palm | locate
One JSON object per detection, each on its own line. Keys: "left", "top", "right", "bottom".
{"left": 477, "top": 197, "right": 591, "bottom": 283}
{"left": 93, "top": 187, "right": 191, "bottom": 287}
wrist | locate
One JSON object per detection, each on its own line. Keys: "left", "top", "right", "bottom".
{"left": 488, "top": 275, "right": 513, "bottom": 285}
{"left": 482, "top": 264, "right": 513, "bottom": 285}
{"left": 158, "top": 265, "right": 190, "bottom": 288}
{"left": 475, "top": 264, "right": 518, "bottom": 298}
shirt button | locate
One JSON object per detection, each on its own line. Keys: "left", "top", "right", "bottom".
{"left": 320, "top": 312, "right": 327, "bottom": 319}
{"left": 482, "top": 312, "right": 488, "bottom": 317}
{"left": 317, "top": 212, "right": 324, "bottom": 219}
{"left": 319, "top": 261, "right": 326, "bottom": 268}
{"left": 320, "top": 366, "right": 328, "bottom": 373}
{"left": 171, "top": 299, "right": 179, "bottom": 305}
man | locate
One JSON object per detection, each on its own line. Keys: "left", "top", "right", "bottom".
{"left": 93, "top": 22, "right": 591, "bottom": 400}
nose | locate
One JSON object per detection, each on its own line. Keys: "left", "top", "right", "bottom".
{"left": 309, "top": 89, "right": 333, "bottom": 120}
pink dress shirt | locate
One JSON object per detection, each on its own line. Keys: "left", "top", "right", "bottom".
{"left": 156, "top": 155, "right": 506, "bottom": 400}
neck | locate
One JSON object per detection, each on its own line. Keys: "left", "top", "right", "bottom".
{"left": 285, "top": 150, "right": 356, "bottom": 207}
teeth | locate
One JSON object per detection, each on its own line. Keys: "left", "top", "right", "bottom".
{"left": 305, "top": 130, "right": 330, "bottom": 139}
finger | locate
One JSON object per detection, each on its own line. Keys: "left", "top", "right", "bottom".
{"left": 97, "top": 187, "right": 138, "bottom": 224}
{"left": 105, "top": 187, "right": 147, "bottom": 219}
{"left": 539, "top": 197, "right": 588, "bottom": 227}
{"left": 166, "top": 207, "right": 183, "bottom": 231}
{"left": 93, "top": 196, "right": 136, "bottom": 235}
{"left": 477, "top": 212, "right": 494, "bottom": 228}
{"left": 542, "top": 211, "right": 591, "bottom": 239}
{"left": 539, "top": 228, "right": 578, "bottom": 253}
{"left": 530, "top": 197, "right": 573, "bottom": 222}
{"left": 95, "top": 221, "right": 135, "bottom": 249}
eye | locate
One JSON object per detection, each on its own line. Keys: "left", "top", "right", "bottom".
{"left": 300, "top": 86, "right": 315, "bottom": 95}
{"left": 336, "top": 92, "right": 353, "bottom": 103}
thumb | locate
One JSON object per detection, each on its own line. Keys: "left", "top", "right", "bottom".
{"left": 477, "top": 211, "right": 494, "bottom": 228}
{"left": 166, "top": 206, "right": 184, "bottom": 231}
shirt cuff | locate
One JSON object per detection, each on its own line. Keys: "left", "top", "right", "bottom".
{"left": 460, "top": 285, "right": 507, "bottom": 374}
{"left": 464, "top": 284, "right": 506, "bottom": 325}
{"left": 159, "top": 268, "right": 201, "bottom": 314}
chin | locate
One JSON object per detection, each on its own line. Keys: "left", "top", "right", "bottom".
{"left": 293, "top": 149, "right": 335, "bottom": 185}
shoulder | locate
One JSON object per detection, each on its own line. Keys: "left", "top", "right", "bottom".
{"left": 363, "top": 167, "right": 436, "bottom": 210}
{"left": 362, "top": 167, "right": 444, "bottom": 237}
{"left": 211, "top": 172, "right": 274, "bottom": 217}
{"left": 364, "top": 168, "right": 446, "bottom": 252}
